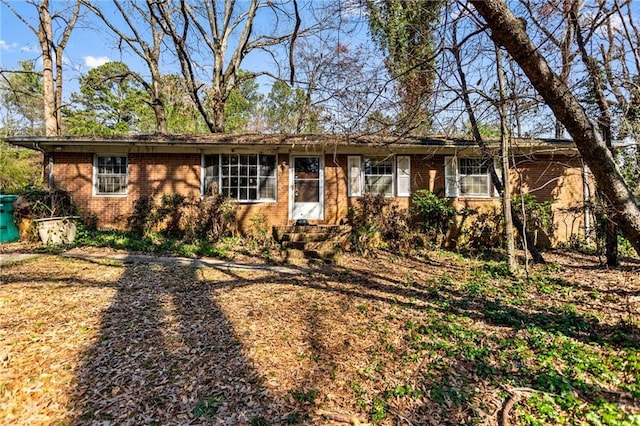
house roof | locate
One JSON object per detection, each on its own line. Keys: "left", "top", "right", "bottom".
{"left": 3, "top": 133, "right": 579, "bottom": 155}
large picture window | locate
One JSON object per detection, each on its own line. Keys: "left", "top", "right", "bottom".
{"left": 445, "top": 157, "right": 495, "bottom": 197}
{"left": 94, "top": 155, "right": 128, "bottom": 195}
{"left": 203, "top": 154, "right": 276, "bottom": 202}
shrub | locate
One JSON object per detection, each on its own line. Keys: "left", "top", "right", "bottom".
{"left": 246, "top": 213, "right": 271, "bottom": 246}
{"left": 126, "top": 193, "right": 236, "bottom": 244}
{"left": 410, "top": 190, "right": 456, "bottom": 245}
{"left": 348, "top": 193, "right": 413, "bottom": 254}
{"left": 347, "top": 193, "right": 389, "bottom": 254}
{"left": 183, "top": 193, "right": 236, "bottom": 243}
{"left": 512, "top": 194, "right": 554, "bottom": 247}
{"left": 465, "top": 209, "right": 503, "bottom": 250}
{"left": 16, "top": 189, "right": 77, "bottom": 219}
{"left": 127, "top": 195, "right": 154, "bottom": 237}
{"left": 154, "top": 194, "right": 187, "bottom": 237}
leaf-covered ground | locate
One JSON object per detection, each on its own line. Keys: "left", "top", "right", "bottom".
{"left": 0, "top": 247, "right": 638, "bottom": 425}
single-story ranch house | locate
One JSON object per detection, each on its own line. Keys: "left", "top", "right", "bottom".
{"left": 5, "top": 134, "right": 593, "bottom": 245}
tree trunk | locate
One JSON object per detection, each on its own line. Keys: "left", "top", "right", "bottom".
{"left": 470, "top": 0, "right": 640, "bottom": 257}
{"left": 211, "top": 90, "right": 225, "bottom": 133}
{"left": 496, "top": 45, "right": 517, "bottom": 272}
{"left": 571, "top": 9, "right": 619, "bottom": 266}
{"left": 451, "top": 21, "right": 545, "bottom": 264}
{"left": 37, "top": 0, "right": 58, "bottom": 136}
{"left": 150, "top": 69, "right": 167, "bottom": 133}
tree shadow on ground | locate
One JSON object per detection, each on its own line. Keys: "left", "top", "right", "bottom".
{"left": 60, "top": 251, "right": 638, "bottom": 425}
{"left": 69, "top": 260, "right": 279, "bottom": 425}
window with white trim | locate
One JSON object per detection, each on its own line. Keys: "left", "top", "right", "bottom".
{"left": 445, "top": 156, "right": 496, "bottom": 197}
{"left": 203, "top": 154, "right": 276, "bottom": 201}
{"left": 348, "top": 155, "right": 408, "bottom": 197}
{"left": 95, "top": 155, "right": 128, "bottom": 195}
{"left": 363, "top": 156, "right": 394, "bottom": 196}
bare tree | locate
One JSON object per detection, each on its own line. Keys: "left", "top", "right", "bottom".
{"left": 152, "top": 0, "right": 305, "bottom": 133}
{"left": 469, "top": 0, "right": 640, "bottom": 257}
{"left": 495, "top": 45, "right": 518, "bottom": 272}
{"left": 1, "top": 0, "right": 81, "bottom": 136}
{"left": 81, "top": 0, "right": 167, "bottom": 133}
{"left": 449, "top": 16, "right": 545, "bottom": 264}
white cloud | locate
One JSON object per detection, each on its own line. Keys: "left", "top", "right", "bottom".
{"left": 0, "top": 40, "right": 18, "bottom": 51}
{"left": 19, "top": 45, "right": 39, "bottom": 53}
{"left": 84, "top": 55, "right": 110, "bottom": 68}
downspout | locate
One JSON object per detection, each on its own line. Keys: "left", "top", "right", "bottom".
{"left": 582, "top": 159, "right": 591, "bottom": 244}
{"left": 33, "top": 142, "right": 53, "bottom": 189}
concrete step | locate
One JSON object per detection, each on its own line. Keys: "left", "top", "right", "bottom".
{"left": 283, "top": 240, "right": 342, "bottom": 251}
{"left": 284, "top": 248, "right": 311, "bottom": 266}
{"left": 273, "top": 225, "right": 350, "bottom": 242}
{"left": 275, "top": 225, "right": 349, "bottom": 265}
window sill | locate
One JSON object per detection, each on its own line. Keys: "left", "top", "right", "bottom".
{"left": 447, "top": 195, "right": 497, "bottom": 200}
{"left": 93, "top": 193, "right": 128, "bottom": 197}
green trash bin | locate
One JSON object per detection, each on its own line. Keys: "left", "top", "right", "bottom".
{"left": 0, "top": 195, "right": 20, "bottom": 243}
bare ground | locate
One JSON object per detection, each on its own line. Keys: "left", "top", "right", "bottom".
{"left": 0, "top": 246, "right": 638, "bottom": 425}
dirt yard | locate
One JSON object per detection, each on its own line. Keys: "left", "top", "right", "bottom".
{"left": 0, "top": 247, "right": 638, "bottom": 425}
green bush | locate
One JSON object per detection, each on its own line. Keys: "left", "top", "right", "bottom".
{"left": 512, "top": 194, "right": 554, "bottom": 246}
{"left": 347, "top": 193, "right": 415, "bottom": 254}
{"left": 127, "top": 195, "right": 154, "bottom": 237}
{"left": 410, "top": 190, "right": 456, "bottom": 245}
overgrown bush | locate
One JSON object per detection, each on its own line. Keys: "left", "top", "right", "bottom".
{"left": 410, "top": 190, "right": 456, "bottom": 246}
{"left": 127, "top": 195, "right": 154, "bottom": 237}
{"left": 512, "top": 194, "right": 554, "bottom": 247}
{"left": 246, "top": 213, "right": 271, "bottom": 246}
{"left": 153, "top": 194, "right": 188, "bottom": 237}
{"left": 15, "top": 189, "right": 78, "bottom": 219}
{"left": 127, "top": 193, "right": 236, "bottom": 244}
{"left": 463, "top": 209, "right": 503, "bottom": 250}
{"left": 183, "top": 193, "right": 236, "bottom": 242}
{"left": 348, "top": 193, "right": 413, "bottom": 254}
{"left": 348, "top": 193, "right": 389, "bottom": 254}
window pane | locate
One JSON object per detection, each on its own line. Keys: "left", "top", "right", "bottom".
{"left": 96, "top": 156, "right": 127, "bottom": 195}
{"left": 217, "top": 154, "right": 268, "bottom": 201}
{"left": 259, "top": 177, "right": 276, "bottom": 199}
{"left": 363, "top": 156, "right": 393, "bottom": 196}
{"left": 295, "top": 180, "right": 319, "bottom": 202}
{"left": 294, "top": 157, "right": 319, "bottom": 179}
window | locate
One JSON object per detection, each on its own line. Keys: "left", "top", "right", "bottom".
{"left": 95, "top": 155, "right": 127, "bottom": 195}
{"left": 445, "top": 157, "right": 496, "bottom": 197}
{"left": 364, "top": 156, "right": 394, "bottom": 196}
{"left": 203, "top": 154, "right": 276, "bottom": 201}
{"left": 348, "top": 155, "right": 408, "bottom": 197}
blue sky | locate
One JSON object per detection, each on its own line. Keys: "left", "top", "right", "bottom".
{"left": 2, "top": 1, "right": 108, "bottom": 68}
{"left": 0, "top": 1, "right": 370, "bottom": 97}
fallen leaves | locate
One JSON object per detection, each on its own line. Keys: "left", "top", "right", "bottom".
{"left": 0, "top": 248, "right": 638, "bottom": 425}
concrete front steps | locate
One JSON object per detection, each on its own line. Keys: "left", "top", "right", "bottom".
{"left": 272, "top": 225, "right": 351, "bottom": 264}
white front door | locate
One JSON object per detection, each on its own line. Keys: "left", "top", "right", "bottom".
{"left": 290, "top": 156, "right": 324, "bottom": 221}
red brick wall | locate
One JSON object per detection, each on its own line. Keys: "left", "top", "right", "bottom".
{"left": 50, "top": 151, "right": 588, "bottom": 243}
{"left": 52, "top": 152, "right": 200, "bottom": 229}
{"left": 234, "top": 153, "right": 289, "bottom": 232}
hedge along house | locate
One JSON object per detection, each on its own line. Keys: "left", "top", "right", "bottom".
{"left": 6, "top": 134, "right": 593, "bottom": 245}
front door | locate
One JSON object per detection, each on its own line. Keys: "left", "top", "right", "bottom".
{"left": 290, "top": 156, "right": 323, "bottom": 221}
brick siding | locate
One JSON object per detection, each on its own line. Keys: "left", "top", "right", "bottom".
{"left": 50, "top": 150, "right": 589, "bottom": 244}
